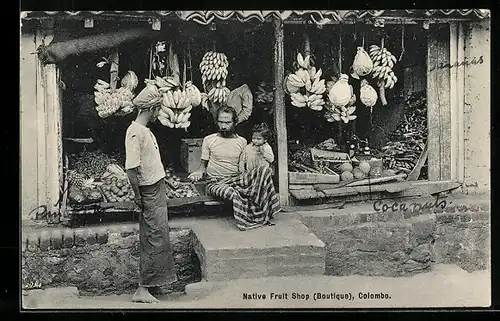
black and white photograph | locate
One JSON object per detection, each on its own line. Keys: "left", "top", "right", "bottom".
{"left": 19, "top": 10, "right": 491, "bottom": 309}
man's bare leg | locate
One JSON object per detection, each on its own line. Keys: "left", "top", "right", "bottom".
{"left": 132, "top": 286, "right": 160, "bottom": 303}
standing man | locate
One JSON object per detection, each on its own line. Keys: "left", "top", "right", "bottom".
{"left": 189, "top": 105, "right": 281, "bottom": 231}
{"left": 125, "top": 104, "right": 177, "bottom": 303}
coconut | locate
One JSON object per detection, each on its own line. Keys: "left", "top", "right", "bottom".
{"left": 352, "top": 168, "right": 365, "bottom": 179}
{"left": 339, "top": 163, "right": 353, "bottom": 173}
{"left": 341, "top": 171, "right": 354, "bottom": 181}
{"left": 358, "top": 161, "right": 371, "bottom": 174}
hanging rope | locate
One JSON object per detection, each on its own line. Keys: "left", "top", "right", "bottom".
{"left": 338, "top": 24, "right": 343, "bottom": 74}
{"left": 148, "top": 44, "right": 153, "bottom": 79}
{"left": 362, "top": 31, "right": 365, "bottom": 48}
{"left": 399, "top": 20, "right": 405, "bottom": 61}
{"left": 187, "top": 40, "right": 193, "bottom": 82}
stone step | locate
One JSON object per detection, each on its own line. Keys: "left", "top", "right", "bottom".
{"left": 188, "top": 215, "right": 326, "bottom": 282}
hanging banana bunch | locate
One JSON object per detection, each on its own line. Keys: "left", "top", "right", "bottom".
{"left": 94, "top": 71, "right": 138, "bottom": 119}
{"left": 199, "top": 51, "right": 231, "bottom": 104}
{"left": 285, "top": 52, "right": 326, "bottom": 111}
{"left": 368, "top": 41, "right": 398, "bottom": 106}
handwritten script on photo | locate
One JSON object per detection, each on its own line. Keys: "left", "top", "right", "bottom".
{"left": 430, "top": 56, "right": 484, "bottom": 71}
{"left": 373, "top": 195, "right": 447, "bottom": 213}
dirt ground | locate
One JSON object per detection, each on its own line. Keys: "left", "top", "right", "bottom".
{"left": 22, "top": 264, "right": 490, "bottom": 310}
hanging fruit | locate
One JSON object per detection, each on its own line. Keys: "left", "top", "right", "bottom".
{"left": 360, "top": 79, "right": 378, "bottom": 108}
{"left": 368, "top": 44, "right": 398, "bottom": 106}
{"left": 328, "top": 74, "right": 351, "bottom": 108}
{"left": 352, "top": 47, "right": 374, "bottom": 78}
{"left": 199, "top": 51, "right": 231, "bottom": 104}
{"left": 94, "top": 76, "right": 137, "bottom": 118}
{"left": 285, "top": 53, "right": 326, "bottom": 111}
{"left": 330, "top": 105, "right": 357, "bottom": 124}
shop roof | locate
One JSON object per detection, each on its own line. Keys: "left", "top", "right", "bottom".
{"left": 21, "top": 10, "right": 490, "bottom": 25}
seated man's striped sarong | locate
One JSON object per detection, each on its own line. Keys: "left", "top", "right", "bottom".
{"left": 206, "top": 166, "right": 281, "bottom": 230}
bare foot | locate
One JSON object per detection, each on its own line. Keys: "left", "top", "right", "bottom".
{"left": 132, "top": 287, "right": 160, "bottom": 303}
{"left": 150, "top": 287, "right": 171, "bottom": 296}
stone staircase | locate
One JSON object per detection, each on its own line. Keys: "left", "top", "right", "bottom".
{"left": 186, "top": 214, "right": 326, "bottom": 281}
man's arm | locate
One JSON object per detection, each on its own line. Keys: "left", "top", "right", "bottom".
{"left": 188, "top": 159, "right": 208, "bottom": 182}
{"left": 238, "top": 151, "right": 246, "bottom": 173}
{"left": 126, "top": 168, "right": 142, "bottom": 208}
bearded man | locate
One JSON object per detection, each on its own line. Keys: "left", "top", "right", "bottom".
{"left": 188, "top": 105, "right": 281, "bottom": 230}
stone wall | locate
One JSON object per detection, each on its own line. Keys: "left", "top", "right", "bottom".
{"left": 300, "top": 196, "right": 490, "bottom": 277}
{"left": 21, "top": 224, "right": 201, "bottom": 296}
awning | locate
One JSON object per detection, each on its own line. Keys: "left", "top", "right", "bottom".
{"left": 21, "top": 10, "right": 490, "bottom": 26}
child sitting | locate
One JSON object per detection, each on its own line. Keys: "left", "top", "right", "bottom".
{"left": 239, "top": 123, "right": 275, "bottom": 173}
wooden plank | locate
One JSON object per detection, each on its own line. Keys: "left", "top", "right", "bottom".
{"left": 427, "top": 24, "right": 451, "bottom": 181}
{"left": 407, "top": 141, "right": 429, "bottom": 181}
{"left": 289, "top": 189, "right": 324, "bottom": 200}
{"left": 457, "top": 22, "right": 466, "bottom": 183}
{"left": 44, "top": 63, "right": 61, "bottom": 211}
{"left": 289, "top": 184, "right": 314, "bottom": 190}
{"left": 288, "top": 172, "right": 340, "bottom": 185}
{"left": 343, "top": 174, "right": 406, "bottom": 187}
{"left": 20, "top": 32, "right": 39, "bottom": 219}
{"left": 273, "top": 17, "right": 289, "bottom": 206}
{"left": 449, "top": 22, "right": 458, "bottom": 181}
{"left": 35, "top": 28, "right": 47, "bottom": 210}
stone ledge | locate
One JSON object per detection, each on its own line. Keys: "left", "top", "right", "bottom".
{"left": 22, "top": 223, "right": 141, "bottom": 252}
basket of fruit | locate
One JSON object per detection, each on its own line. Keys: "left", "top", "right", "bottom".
{"left": 100, "top": 176, "right": 136, "bottom": 204}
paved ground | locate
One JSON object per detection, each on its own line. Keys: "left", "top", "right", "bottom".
{"left": 22, "top": 264, "right": 490, "bottom": 309}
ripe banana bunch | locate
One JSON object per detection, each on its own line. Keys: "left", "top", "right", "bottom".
{"left": 94, "top": 79, "right": 135, "bottom": 118}
{"left": 158, "top": 88, "right": 193, "bottom": 129}
{"left": 208, "top": 86, "right": 231, "bottom": 104}
{"left": 199, "top": 51, "right": 229, "bottom": 84}
{"left": 368, "top": 45, "right": 398, "bottom": 90}
{"left": 286, "top": 53, "right": 326, "bottom": 111}
{"left": 328, "top": 105, "right": 358, "bottom": 124}
{"left": 290, "top": 93, "right": 325, "bottom": 111}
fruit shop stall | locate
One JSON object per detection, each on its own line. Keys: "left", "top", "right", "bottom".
{"left": 21, "top": 10, "right": 490, "bottom": 222}
{"left": 275, "top": 10, "right": 490, "bottom": 206}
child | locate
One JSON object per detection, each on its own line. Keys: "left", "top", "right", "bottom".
{"left": 239, "top": 123, "right": 275, "bottom": 173}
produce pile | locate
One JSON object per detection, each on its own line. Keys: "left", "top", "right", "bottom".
{"left": 100, "top": 176, "right": 136, "bottom": 203}
{"left": 94, "top": 71, "right": 138, "bottom": 118}
{"left": 199, "top": 51, "right": 231, "bottom": 104}
{"left": 68, "top": 184, "right": 103, "bottom": 205}
{"left": 285, "top": 53, "right": 326, "bottom": 111}
{"left": 373, "top": 92, "right": 427, "bottom": 178}
{"left": 164, "top": 168, "right": 200, "bottom": 199}
{"left": 68, "top": 150, "right": 118, "bottom": 179}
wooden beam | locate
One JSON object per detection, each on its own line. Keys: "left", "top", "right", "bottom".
{"left": 84, "top": 18, "right": 94, "bottom": 28}
{"left": 273, "top": 17, "right": 289, "bottom": 206}
{"left": 151, "top": 18, "right": 161, "bottom": 31}
{"left": 449, "top": 22, "right": 458, "bottom": 181}
{"left": 427, "top": 24, "right": 451, "bottom": 181}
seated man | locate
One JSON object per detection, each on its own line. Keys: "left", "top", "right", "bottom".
{"left": 188, "top": 105, "right": 281, "bottom": 231}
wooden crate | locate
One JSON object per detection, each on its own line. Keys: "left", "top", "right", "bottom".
{"left": 288, "top": 171, "right": 340, "bottom": 185}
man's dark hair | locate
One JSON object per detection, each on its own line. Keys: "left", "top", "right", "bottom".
{"left": 216, "top": 105, "right": 238, "bottom": 124}
{"left": 252, "top": 123, "right": 271, "bottom": 141}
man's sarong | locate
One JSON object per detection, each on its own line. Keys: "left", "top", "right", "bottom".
{"left": 138, "top": 179, "right": 177, "bottom": 287}
{"left": 206, "top": 166, "right": 281, "bottom": 231}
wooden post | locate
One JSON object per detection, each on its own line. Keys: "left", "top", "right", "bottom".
{"left": 35, "top": 28, "right": 48, "bottom": 211}
{"left": 457, "top": 22, "right": 465, "bottom": 183}
{"left": 44, "top": 63, "right": 63, "bottom": 211}
{"left": 427, "top": 24, "right": 451, "bottom": 181}
{"left": 273, "top": 17, "right": 289, "bottom": 206}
